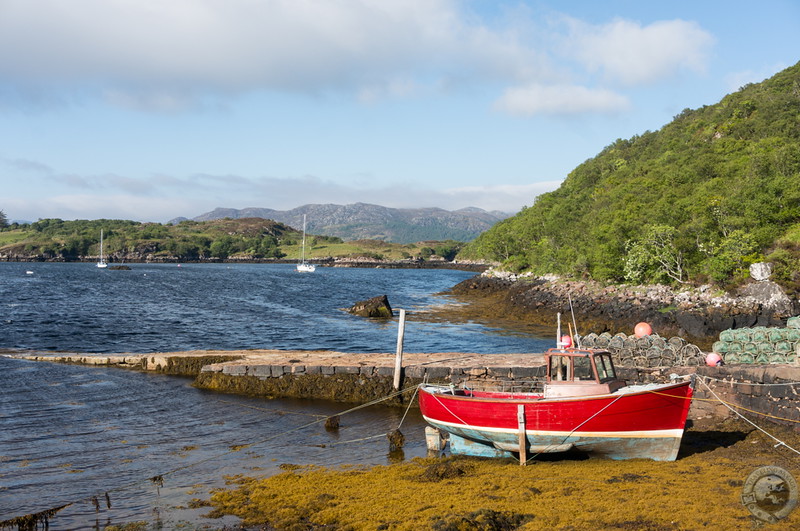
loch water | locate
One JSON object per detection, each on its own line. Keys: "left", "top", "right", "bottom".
{"left": 0, "top": 262, "right": 551, "bottom": 529}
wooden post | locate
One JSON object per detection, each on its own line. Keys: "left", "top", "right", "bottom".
{"left": 393, "top": 309, "right": 406, "bottom": 390}
{"left": 518, "top": 404, "right": 527, "bottom": 466}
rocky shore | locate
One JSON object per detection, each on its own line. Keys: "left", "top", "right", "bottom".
{"left": 447, "top": 270, "right": 800, "bottom": 350}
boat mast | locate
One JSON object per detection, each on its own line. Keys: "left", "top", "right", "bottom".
{"left": 301, "top": 214, "right": 307, "bottom": 264}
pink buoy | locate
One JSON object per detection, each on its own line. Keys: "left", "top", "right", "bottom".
{"left": 705, "top": 353, "right": 723, "bottom": 367}
{"left": 634, "top": 322, "right": 652, "bottom": 338}
{"left": 560, "top": 335, "right": 572, "bottom": 348}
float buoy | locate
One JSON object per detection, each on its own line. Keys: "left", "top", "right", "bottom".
{"left": 634, "top": 322, "right": 652, "bottom": 338}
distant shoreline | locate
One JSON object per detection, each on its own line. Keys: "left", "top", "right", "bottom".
{"left": 0, "top": 256, "right": 492, "bottom": 272}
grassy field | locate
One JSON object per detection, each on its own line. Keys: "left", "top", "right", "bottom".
{"left": 286, "top": 238, "right": 431, "bottom": 261}
{"left": 0, "top": 231, "right": 29, "bottom": 246}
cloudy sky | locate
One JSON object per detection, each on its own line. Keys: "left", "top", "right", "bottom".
{"left": 1, "top": 0, "right": 798, "bottom": 223}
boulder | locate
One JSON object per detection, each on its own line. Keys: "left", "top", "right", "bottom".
{"left": 738, "top": 280, "right": 794, "bottom": 315}
{"left": 348, "top": 295, "right": 393, "bottom": 318}
{"left": 749, "top": 262, "right": 773, "bottom": 281}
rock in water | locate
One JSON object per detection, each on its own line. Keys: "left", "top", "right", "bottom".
{"left": 348, "top": 295, "right": 393, "bottom": 318}
{"left": 387, "top": 429, "right": 405, "bottom": 451}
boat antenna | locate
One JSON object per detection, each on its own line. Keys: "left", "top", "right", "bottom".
{"left": 568, "top": 293, "right": 581, "bottom": 348}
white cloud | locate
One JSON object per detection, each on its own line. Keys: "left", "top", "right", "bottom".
{"left": 4, "top": 165, "right": 562, "bottom": 222}
{"left": 563, "top": 18, "right": 714, "bottom": 85}
{"left": 494, "top": 83, "right": 629, "bottom": 116}
{"left": 6, "top": 194, "right": 198, "bottom": 222}
{"left": 0, "top": 0, "right": 540, "bottom": 106}
{"left": 0, "top": 2, "right": 716, "bottom": 117}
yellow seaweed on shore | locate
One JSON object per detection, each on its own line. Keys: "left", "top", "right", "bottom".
{"left": 207, "top": 422, "right": 800, "bottom": 530}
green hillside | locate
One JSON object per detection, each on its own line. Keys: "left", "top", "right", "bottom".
{"left": 0, "top": 217, "right": 463, "bottom": 262}
{"left": 462, "top": 61, "right": 800, "bottom": 293}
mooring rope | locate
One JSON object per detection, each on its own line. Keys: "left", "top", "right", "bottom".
{"left": 645, "top": 385, "right": 800, "bottom": 425}
{"left": 323, "top": 434, "right": 387, "bottom": 447}
{"left": 522, "top": 393, "right": 626, "bottom": 463}
{"left": 698, "top": 374, "right": 800, "bottom": 387}
{"left": 0, "top": 383, "right": 420, "bottom": 529}
{"left": 427, "top": 387, "right": 472, "bottom": 427}
{"left": 397, "top": 384, "right": 420, "bottom": 429}
{"left": 698, "top": 377, "right": 800, "bottom": 457}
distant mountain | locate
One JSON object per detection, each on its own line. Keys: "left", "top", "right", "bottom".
{"left": 171, "top": 203, "right": 511, "bottom": 243}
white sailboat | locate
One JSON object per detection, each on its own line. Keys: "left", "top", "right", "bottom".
{"left": 296, "top": 215, "right": 315, "bottom": 273}
{"left": 97, "top": 229, "right": 108, "bottom": 268}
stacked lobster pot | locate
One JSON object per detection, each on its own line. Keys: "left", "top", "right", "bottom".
{"left": 712, "top": 316, "right": 800, "bottom": 364}
{"left": 578, "top": 332, "right": 704, "bottom": 368}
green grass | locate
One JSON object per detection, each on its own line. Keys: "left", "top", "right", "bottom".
{"left": 780, "top": 222, "right": 800, "bottom": 244}
{"left": 282, "top": 240, "right": 423, "bottom": 260}
{"left": 0, "top": 229, "right": 34, "bottom": 246}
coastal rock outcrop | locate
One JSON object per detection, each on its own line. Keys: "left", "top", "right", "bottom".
{"left": 448, "top": 272, "right": 800, "bottom": 349}
{"left": 348, "top": 295, "right": 393, "bottom": 318}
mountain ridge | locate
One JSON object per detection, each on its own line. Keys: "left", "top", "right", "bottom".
{"left": 170, "top": 203, "right": 511, "bottom": 243}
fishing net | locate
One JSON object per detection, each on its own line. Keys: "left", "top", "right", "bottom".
{"left": 713, "top": 318, "right": 800, "bottom": 365}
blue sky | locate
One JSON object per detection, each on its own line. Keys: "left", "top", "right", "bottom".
{"left": 1, "top": 0, "right": 798, "bottom": 223}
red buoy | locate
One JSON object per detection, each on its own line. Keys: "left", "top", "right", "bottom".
{"left": 560, "top": 335, "right": 572, "bottom": 348}
{"left": 634, "top": 322, "right": 652, "bottom": 338}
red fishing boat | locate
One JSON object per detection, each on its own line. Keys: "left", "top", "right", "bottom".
{"left": 418, "top": 348, "right": 693, "bottom": 461}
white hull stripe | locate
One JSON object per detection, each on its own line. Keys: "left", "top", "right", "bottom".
{"left": 424, "top": 416, "right": 684, "bottom": 439}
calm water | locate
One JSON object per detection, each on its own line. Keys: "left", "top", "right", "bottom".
{"left": 0, "top": 263, "right": 551, "bottom": 529}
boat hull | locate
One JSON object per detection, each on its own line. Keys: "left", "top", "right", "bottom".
{"left": 419, "top": 381, "right": 693, "bottom": 461}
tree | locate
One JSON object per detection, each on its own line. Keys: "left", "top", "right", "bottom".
{"left": 701, "top": 230, "right": 760, "bottom": 284}
{"left": 0, "top": 209, "right": 7, "bottom": 228}
{"left": 624, "top": 225, "right": 686, "bottom": 284}
{"left": 433, "top": 241, "right": 463, "bottom": 261}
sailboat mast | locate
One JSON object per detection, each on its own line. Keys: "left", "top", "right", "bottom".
{"left": 301, "top": 215, "right": 306, "bottom": 263}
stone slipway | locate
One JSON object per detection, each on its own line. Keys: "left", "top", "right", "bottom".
{"left": 3, "top": 349, "right": 548, "bottom": 404}
{"left": 199, "top": 349, "right": 547, "bottom": 380}
{"left": 4, "top": 349, "right": 547, "bottom": 379}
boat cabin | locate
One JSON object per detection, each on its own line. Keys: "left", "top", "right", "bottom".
{"left": 543, "top": 348, "right": 625, "bottom": 398}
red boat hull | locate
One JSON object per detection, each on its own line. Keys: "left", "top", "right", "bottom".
{"left": 419, "top": 381, "right": 693, "bottom": 461}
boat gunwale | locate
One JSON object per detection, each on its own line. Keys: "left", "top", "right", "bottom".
{"left": 418, "top": 379, "right": 692, "bottom": 405}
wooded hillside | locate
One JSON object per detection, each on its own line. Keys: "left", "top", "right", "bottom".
{"left": 0, "top": 217, "right": 464, "bottom": 263}
{"left": 462, "top": 61, "right": 800, "bottom": 293}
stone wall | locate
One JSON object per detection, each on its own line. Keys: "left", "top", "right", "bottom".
{"left": 617, "top": 365, "right": 800, "bottom": 428}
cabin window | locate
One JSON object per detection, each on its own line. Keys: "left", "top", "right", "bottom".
{"left": 573, "top": 356, "right": 593, "bottom": 380}
{"left": 595, "top": 354, "right": 616, "bottom": 381}
{"left": 550, "top": 356, "right": 571, "bottom": 381}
